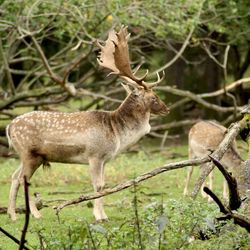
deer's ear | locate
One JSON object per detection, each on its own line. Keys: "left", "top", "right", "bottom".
{"left": 121, "top": 83, "right": 132, "bottom": 94}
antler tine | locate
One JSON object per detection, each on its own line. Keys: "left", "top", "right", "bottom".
{"left": 120, "top": 76, "right": 141, "bottom": 89}
{"left": 136, "top": 69, "right": 149, "bottom": 81}
{"left": 132, "top": 62, "right": 149, "bottom": 81}
{"left": 132, "top": 62, "right": 142, "bottom": 75}
{"left": 146, "top": 71, "right": 165, "bottom": 88}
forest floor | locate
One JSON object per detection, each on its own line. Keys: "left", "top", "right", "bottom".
{"left": 0, "top": 139, "right": 249, "bottom": 249}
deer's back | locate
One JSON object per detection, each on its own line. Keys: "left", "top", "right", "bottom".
{"left": 189, "top": 120, "right": 242, "bottom": 167}
{"left": 189, "top": 120, "right": 226, "bottom": 150}
{"left": 8, "top": 111, "right": 118, "bottom": 163}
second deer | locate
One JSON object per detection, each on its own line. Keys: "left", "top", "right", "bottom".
{"left": 183, "top": 120, "right": 243, "bottom": 200}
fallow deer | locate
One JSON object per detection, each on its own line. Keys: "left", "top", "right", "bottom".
{"left": 6, "top": 26, "right": 169, "bottom": 221}
{"left": 183, "top": 120, "right": 243, "bottom": 200}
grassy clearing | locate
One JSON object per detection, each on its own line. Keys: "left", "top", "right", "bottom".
{"left": 0, "top": 142, "right": 249, "bottom": 249}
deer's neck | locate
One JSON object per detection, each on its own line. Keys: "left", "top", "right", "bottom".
{"left": 111, "top": 94, "right": 151, "bottom": 151}
{"left": 114, "top": 94, "right": 150, "bottom": 127}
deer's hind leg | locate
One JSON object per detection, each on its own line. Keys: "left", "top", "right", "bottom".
{"left": 8, "top": 164, "right": 22, "bottom": 220}
{"left": 184, "top": 146, "right": 195, "bottom": 196}
{"left": 8, "top": 153, "right": 43, "bottom": 220}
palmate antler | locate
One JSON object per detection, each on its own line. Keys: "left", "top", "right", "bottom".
{"left": 97, "top": 26, "right": 164, "bottom": 90}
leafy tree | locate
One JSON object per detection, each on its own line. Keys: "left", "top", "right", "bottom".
{"left": 0, "top": 0, "right": 249, "bottom": 148}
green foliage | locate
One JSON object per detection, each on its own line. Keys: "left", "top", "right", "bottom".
{"left": 0, "top": 0, "right": 249, "bottom": 124}
{"left": 0, "top": 148, "right": 249, "bottom": 249}
{"left": 203, "top": 0, "right": 250, "bottom": 44}
{"left": 9, "top": 199, "right": 249, "bottom": 250}
{"left": 1, "top": 0, "right": 248, "bottom": 47}
{"left": 106, "top": 0, "right": 203, "bottom": 39}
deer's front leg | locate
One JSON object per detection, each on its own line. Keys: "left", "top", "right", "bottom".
{"left": 89, "top": 158, "right": 108, "bottom": 221}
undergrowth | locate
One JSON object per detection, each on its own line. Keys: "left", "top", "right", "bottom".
{"left": 0, "top": 147, "right": 249, "bottom": 249}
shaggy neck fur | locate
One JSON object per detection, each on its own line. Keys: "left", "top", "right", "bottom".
{"left": 112, "top": 93, "right": 150, "bottom": 130}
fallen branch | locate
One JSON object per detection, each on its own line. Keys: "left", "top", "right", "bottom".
{"left": 55, "top": 157, "right": 209, "bottom": 213}
{"left": 203, "top": 187, "right": 250, "bottom": 233}
{"left": 0, "top": 192, "right": 46, "bottom": 214}
{"left": 55, "top": 120, "right": 247, "bottom": 212}
{"left": 209, "top": 155, "right": 241, "bottom": 210}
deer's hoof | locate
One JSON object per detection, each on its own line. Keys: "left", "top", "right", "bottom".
{"left": 8, "top": 212, "right": 17, "bottom": 221}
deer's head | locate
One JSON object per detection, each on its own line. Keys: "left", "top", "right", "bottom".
{"left": 97, "top": 26, "right": 169, "bottom": 116}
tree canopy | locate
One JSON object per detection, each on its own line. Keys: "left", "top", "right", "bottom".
{"left": 0, "top": 0, "right": 249, "bottom": 148}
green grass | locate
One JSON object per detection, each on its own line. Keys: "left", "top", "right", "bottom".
{"left": 0, "top": 143, "right": 249, "bottom": 249}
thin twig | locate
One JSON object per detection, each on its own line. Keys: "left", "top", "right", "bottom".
{"left": 86, "top": 222, "right": 97, "bottom": 250}
{"left": 0, "top": 227, "right": 30, "bottom": 250}
{"left": 19, "top": 176, "right": 30, "bottom": 250}
{"left": 62, "top": 46, "right": 93, "bottom": 83}
{"left": 132, "top": 183, "right": 143, "bottom": 250}
{"left": 0, "top": 38, "right": 15, "bottom": 95}
{"left": 151, "top": 26, "right": 195, "bottom": 75}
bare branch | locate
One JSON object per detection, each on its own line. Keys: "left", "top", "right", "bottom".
{"left": 62, "top": 46, "right": 93, "bottom": 83}
{"left": 55, "top": 157, "right": 209, "bottom": 212}
{"left": 223, "top": 45, "right": 230, "bottom": 81}
{"left": 151, "top": 119, "right": 200, "bottom": 131}
{"left": 167, "top": 78, "right": 250, "bottom": 114}
{"left": 30, "top": 35, "right": 76, "bottom": 96}
{"left": 151, "top": 1, "right": 204, "bottom": 75}
{"left": 157, "top": 85, "right": 243, "bottom": 113}
{"left": 200, "top": 77, "right": 250, "bottom": 98}
{"left": 151, "top": 26, "right": 195, "bottom": 75}
{"left": 202, "top": 42, "right": 224, "bottom": 68}
{"left": 0, "top": 38, "right": 15, "bottom": 95}
{"left": 203, "top": 187, "right": 250, "bottom": 233}
{"left": 0, "top": 86, "right": 63, "bottom": 110}
{"left": 77, "top": 88, "right": 122, "bottom": 104}
{"left": 203, "top": 187, "right": 228, "bottom": 214}
{"left": 209, "top": 155, "right": 241, "bottom": 210}
{"left": 0, "top": 177, "right": 31, "bottom": 250}
{"left": 16, "top": 27, "right": 77, "bottom": 96}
